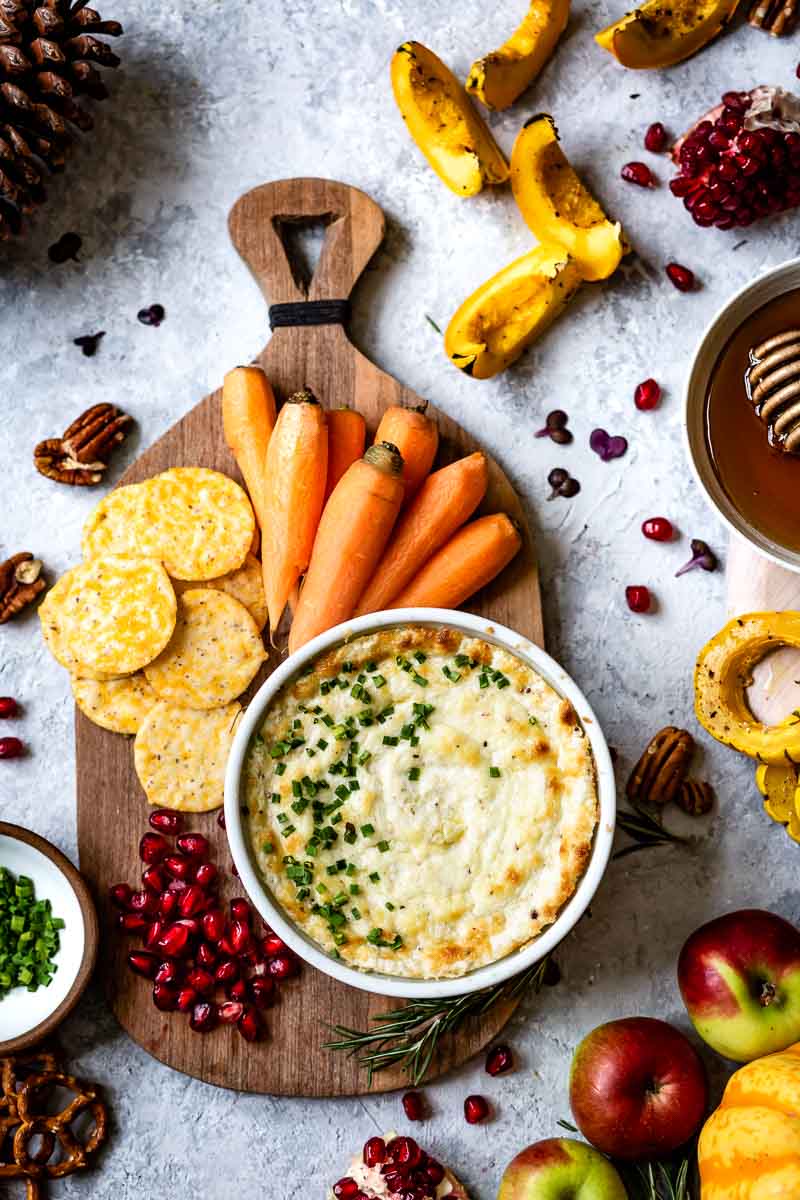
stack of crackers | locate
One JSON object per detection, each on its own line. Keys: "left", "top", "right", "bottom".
{"left": 40, "top": 467, "right": 268, "bottom": 812}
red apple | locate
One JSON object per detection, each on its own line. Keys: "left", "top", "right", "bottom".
{"left": 569, "top": 1016, "right": 708, "bottom": 1160}
{"left": 678, "top": 908, "right": 800, "bottom": 1062}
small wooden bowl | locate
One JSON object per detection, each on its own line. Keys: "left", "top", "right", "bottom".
{"left": 0, "top": 822, "right": 99, "bottom": 1054}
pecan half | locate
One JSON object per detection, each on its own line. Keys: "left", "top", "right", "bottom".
{"left": 676, "top": 779, "right": 715, "bottom": 817}
{"left": 34, "top": 403, "right": 131, "bottom": 485}
{"left": 626, "top": 726, "right": 695, "bottom": 807}
{"left": 0, "top": 553, "right": 46, "bottom": 623}
{"left": 748, "top": 0, "right": 796, "bottom": 33}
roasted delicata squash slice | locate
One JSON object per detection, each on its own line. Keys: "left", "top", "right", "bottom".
{"left": 595, "top": 0, "right": 741, "bottom": 68}
{"left": 755, "top": 756, "right": 800, "bottom": 842}
{"left": 695, "top": 612, "right": 800, "bottom": 765}
{"left": 466, "top": 0, "right": 570, "bottom": 112}
{"left": 510, "top": 114, "right": 625, "bottom": 282}
{"left": 391, "top": 41, "right": 509, "bottom": 197}
{"left": 444, "top": 244, "right": 582, "bottom": 379}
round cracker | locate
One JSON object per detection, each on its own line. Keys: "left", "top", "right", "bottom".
{"left": 142, "top": 467, "right": 255, "bottom": 580}
{"left": 82, "top": 482, "right": 151, "bottom": 560}
{"left": 134, "top": 699, "right": 241, "bottom": 811}
{"left": 39, "top": 556, "right": 176, "bottom": 677}
{"left": 144, "top": 588, "right": 266, "bottom": 709}
{"left": 72, "top": 672, "right": 156, "bottom": 734}
{"left": 172, "top": 554, "right": 267, "bottom": 631}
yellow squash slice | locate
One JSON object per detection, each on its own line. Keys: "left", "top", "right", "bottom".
{"left": 510, "top": 114, "right": 625, "bottom": 282}
{"left": 444, "top": 244, "right": 582, "bottom": 379}
{"left": 391, "top": 41, "right": 509, "bottom": 197}
{"left": 595, "top": 0, "right": 741, "bottom": 69}
{"left": 466, "top": 0, "right": 570, "bottom": 111}
{"left": 695, "top": 612, "right": 800, "bottom": 765}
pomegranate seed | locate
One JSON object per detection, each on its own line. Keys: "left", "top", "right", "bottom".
{"left": 229, "top": 918, "right": 251, "bottom": 954}
{"left": 231, "top": 863, "right": 239, "bottom": 877}
{"left": 153, "top": 982, "right": 178, "bottom": 1011}
{"left": 333, "top": 1180, "right": 359, "bottom": 1200}
{"left": 464, "top": 1095, "right": 490, "bottom": 1124}
{"left": 426, "top": 1160, "right": 445, "bottom": 1186}
{"left": 217, "top": 810, "right": 226, "bottom": 829}
{"left": 363, "top": 1137, "right": 387, "bottom": 1167}
{"left": 219, "top": 1000, "right": 245, "bottom": 1024}
{"left": 388, "top": 1137, "right": 423, "bottom": 1169}
{"left": 634, "top": 378, "right": 661, "bottom": 411}
{"left": 262, "top": 932, "right": 287, "bottom": 958}
{"left": 202, "top": 908, "right": 226, "bottom": 942}
{"left": 665, "top": 262, "right": 695, "bottom": 291}
{"left": 166, "top": 878, "right": 188, "bottom": 893}
{"left": 156, "top": 922, "right": 192, "bottom": 958}
{"left": 130, "top": 890, "right": 159, "bottom": 916}
{"left": 139, "top": 832, "right": 169, "bottom": 864}
{"left": 155, "top": 960, "right": 181, "bottom": 985}
{"left": 178, "top": 884, "right": 208, "bottom": 918}
{"left": 215, "top": 958, "right": 240, "bottom": 984}
{"left": 127, "top": 950, "right": 159, "bottom": 979}
{"left": 142, "top": 865, "right": 167, "bottom": 893}
{"left": 186, "top": 967, "right": 215, "bottom": 994}
{"left": 176, "top": 832, "right": 209, "bottom": 859}
{"left": 230, "top": 897, "right": 251, "bottom": 921}
{"left": 644, "top": 122, "right": 667, "bottom": 153}
{"left": 217, "top": 934, "right": 237, "bottom": 956}
{"left": 118, "top": 912, "right": 147, "bottom": 933}
{"left": 722, "top": 90, "right": 750, "bottom": 111}
{"left": 268, "top": 952, "right": 299, "bottom": 980}
{"left": 176, "top": 987, "right": 198, "bottom": 1012}
{"left": 0, "top": 736, "right": 24, "bottom": 758}
{"left": 402, "top": 1091, "right": 426, "bottom": 1121}
{"left": 197, "top": 941, "right": 217, "bottom": 968}
{"left": 381, "top": 1171, "right": 406, "bottom": 1192}
{"left": 190, "top": 1001, "right": 218, "bottom": 1033}
{"left": 642, "top": 517, "right": 674, "bottom": 541}
{"left": 669, "top": 175, "right": 695, "bottom": 197}
{"left": 226, "top": 978, "right": 247, "bottom": 1002}
{"left": 159, "top": 890, "right": 179, "bottom": 918}
{"left": 163, "top": 854, "right": 193, "bottom": 880}
{"left": 110, "top": 882, "right": 133, "bottom": 910}
{"left": 0, "top": 697, "right": 19, "bottom": 718}
{"left": 176, "top": 917, "right": 201, "bottom": 936}
{"left": 621, "top": 160, "right": 654, "bottom": 187}
{"left": 485, "top": 1043, "right": 514, "bottom": 1075}
{"left": 248, "top": 976, "right": 276, "bottom": 1009}
{"left": 144, "top": 920, "right": 163, "bottom": 948}
{"left": 149, "top": 809, "right": 182, "bottom": 835}
{"left": 237, "top": 1004, "right": 261, "bottom": 1042}
{"left": 194, "top": 862, "right": 217, "bottom": 888}
{"left": 625, "top": 585, "right": 652, "bottom": 613}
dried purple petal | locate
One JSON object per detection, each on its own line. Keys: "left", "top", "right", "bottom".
{"left": 590, "top": 428, "right": 628, "bottom": 462}
{"left": 676, "top": 539, "right": 718, "bottom": 577}
{"left": 48, "top": 232, "right": 82, "bottom": 264}
{"left": 547, "top": 467, "right": 580, "bottom": 499}
{"left": 137, "top": 304, "right": 165, "bottom": 327}
{"left": 536, "top": 410, "right": 573, "bottom": 444}
{"left": 73, "top": 331, "right": 105, "bottom": 357}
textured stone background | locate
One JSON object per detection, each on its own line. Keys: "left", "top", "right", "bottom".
{"left": 1, "top": 1, "right": 799, "bottom": 1195}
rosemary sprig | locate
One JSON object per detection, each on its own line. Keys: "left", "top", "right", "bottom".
{"left": 325, "top": 955, "right": 556, "bottom": 1086}
{"left": 622, "top": 1155, "right": 696, "bottom": 1200}
{"left": 615, "top": 800, "right": 688, "bottom": 859}
{"left": 425, "top": 314, "right": 442, "bottom": 334}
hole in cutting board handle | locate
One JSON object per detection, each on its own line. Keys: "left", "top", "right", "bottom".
{"left": 272, "top": 214, "right": 335, "bottom": 296}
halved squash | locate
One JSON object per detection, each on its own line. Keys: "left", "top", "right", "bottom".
{"left": 390, "top": 41, "right": 509, "bottom": 197}
{"left": 466, "top": 0, "right": 570, "bottom": 112}
{"left": 695, "top": 612, "right": 800, "bottom": 765}
{"left": 510, "top": 114, "right": 625, "bottom": 282}
{"left": 444, "top": 244, "right": 582, "bottom": 380}
{"left": 595, "top": 0, "right": 741, "bottom": 69}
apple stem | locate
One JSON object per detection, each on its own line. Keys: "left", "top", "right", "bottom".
{"left": 759, "top": 980, "right": 777, "bottom": 1007}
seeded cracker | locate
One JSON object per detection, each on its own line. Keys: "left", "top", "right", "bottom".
{"left": 144, "top": 588, "right": 266, "bottom": 709}
{"left": 172, "top": 553, "right": 267, "bottom": 630}
{"left": 140, "top": 467, "right": 255, "bottom": 580}
{"left": 72, "top": 672, "right": 156, "bottom": 734}
{"left": 81, "top": 481, "right": 150, "bottom": 559}
{"left": 134, "top": 700, "right": 242, "bottom": 811}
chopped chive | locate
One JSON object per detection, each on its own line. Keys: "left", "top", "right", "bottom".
{"left": 382, "top": 736, "right": 398, "bottom": 747}
{"left": 412, "top": 673, "right": 428, "bottom": 687}
{"left": 489, "top": 766, "right": 501, "bottom": 778}
{"left": 369, "top": 871, "right": 380, "bottom": 883}
{"left": 408, "top": 767, "right": 421, "bottom": 781}
{"left": 378, "top": 840, "right": 390, "bottom": 853}
{"left": 360, "top": 823, "right": 375, "bottom": 837}
{"left": 262, "top": 841, "right": 275, "bottom": 853}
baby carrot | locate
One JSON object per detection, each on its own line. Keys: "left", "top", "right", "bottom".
{"left": 325, "top": 408, "right": 366, "bottom": 501}
{"left": 221, "top": 365, "right": 277, "bottom": 530}
{"left": 389, "top": 512, "right": 521, "bottom": 610}
{"left": 288, "top": 443, "right": 405, "bottom": 653}
{"left": 261, "top": 389, "right": 328, "bottom": 633}
{"left": 354, "top": 451, "right": 488, "bottom": 616}
{"left": 374, "top": 405, "right": 438, "bottom": 501}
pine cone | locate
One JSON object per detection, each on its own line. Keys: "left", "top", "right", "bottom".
{"left": 0, "top": 0, "right": 122, "bottom": 240}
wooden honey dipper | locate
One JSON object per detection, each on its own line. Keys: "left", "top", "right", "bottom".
{"left": 746, "top": 329, "right": 800, "bottom": 453}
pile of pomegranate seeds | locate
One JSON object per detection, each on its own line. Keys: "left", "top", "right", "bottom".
{"left": 335, "top": 1135, "right": 447, "bottom": 1200}
{"left": 111, "top": 809, "right": 300, "bottom": 1041}
{"left": 670, "top": 87, "right": 800, "bottom": 229}
{"left": 621, "top": 161, "right": 655, "bottom": 187}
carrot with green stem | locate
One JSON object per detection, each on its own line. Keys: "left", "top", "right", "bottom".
{"left": 325, "top": 408, "right": 367, "bottom": 501}
{"left": 288, "top": 442, "right": 405, "bottom": 653}
{"left": 374, "top": 405, "right": 438, "bottom": 502}
{"left": 261, "top": 388, "right": 328, "bottom": 633}
{"left": 355, "top": 451, "right": 488, "bottom": 615}
{"left": 221, "top": 365, "right": 277, "bottom": 530}
{"left": 389, "top": 512, "right": 521, "bottom": 610}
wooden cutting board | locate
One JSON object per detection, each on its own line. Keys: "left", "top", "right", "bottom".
{"left": 76, "top": 178, "right": 545, "bottom": 1096}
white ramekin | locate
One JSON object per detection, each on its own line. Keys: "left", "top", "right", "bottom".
{"left": 685, "top": 256, "right": 800, "bottom": 574}
{"left": 224, "top": 608, "right": 615, "bottom": 999}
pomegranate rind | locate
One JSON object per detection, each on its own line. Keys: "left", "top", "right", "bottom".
{"left": 510, "top": 114, "right": 625, "bottom": 282}
{"left": 445, "top": 243, "right": 582, "bottom": 379}
{"left": 596, "top": 0, "right": 740, "bottom": 68}
{"left": 465, "top": 0, "right": 570, "bottom": 112}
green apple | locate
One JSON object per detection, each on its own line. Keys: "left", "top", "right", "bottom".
{"left": 497, "top": 1137, "right": 627, "bottom": 1200}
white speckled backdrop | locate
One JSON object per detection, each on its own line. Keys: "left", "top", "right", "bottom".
{"left": 1, "top": 1, "right": 798, "bottom": 1195}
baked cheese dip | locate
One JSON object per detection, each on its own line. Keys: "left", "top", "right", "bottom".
{"left": 243, "top": 625, "right": 598, "bottom": 979}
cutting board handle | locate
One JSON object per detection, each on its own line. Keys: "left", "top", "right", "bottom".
{"left": 228, "top": 177, "right": 386, "bottom": 308}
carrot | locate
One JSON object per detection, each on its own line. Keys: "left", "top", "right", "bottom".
{"left": 221, "top": 365, "right": 277, "bottom": 530}
{"left": 261, "top": 389, "right": 328, "bottom": 633}
{"left": 374, "top": 405, "right": 438, "bottom": 501}
{"left": 288, "top": 443, "right": 405, "bottom": 653}
{"left": 354, "top": 452, "right": 488, "bottom": 616}
{"left": 325, "top": 408, "right": 367, "bottom": 502}
{"left": 388, "top": 513, "right": 521, "bottom": 610}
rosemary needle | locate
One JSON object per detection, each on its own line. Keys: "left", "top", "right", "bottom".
{"left": 614, "top": 801, "right": 688, "bottom": 859}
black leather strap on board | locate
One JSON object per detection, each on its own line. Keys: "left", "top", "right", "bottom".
{"left": 268, "top": 299, "right": 350, "bottom": 330}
